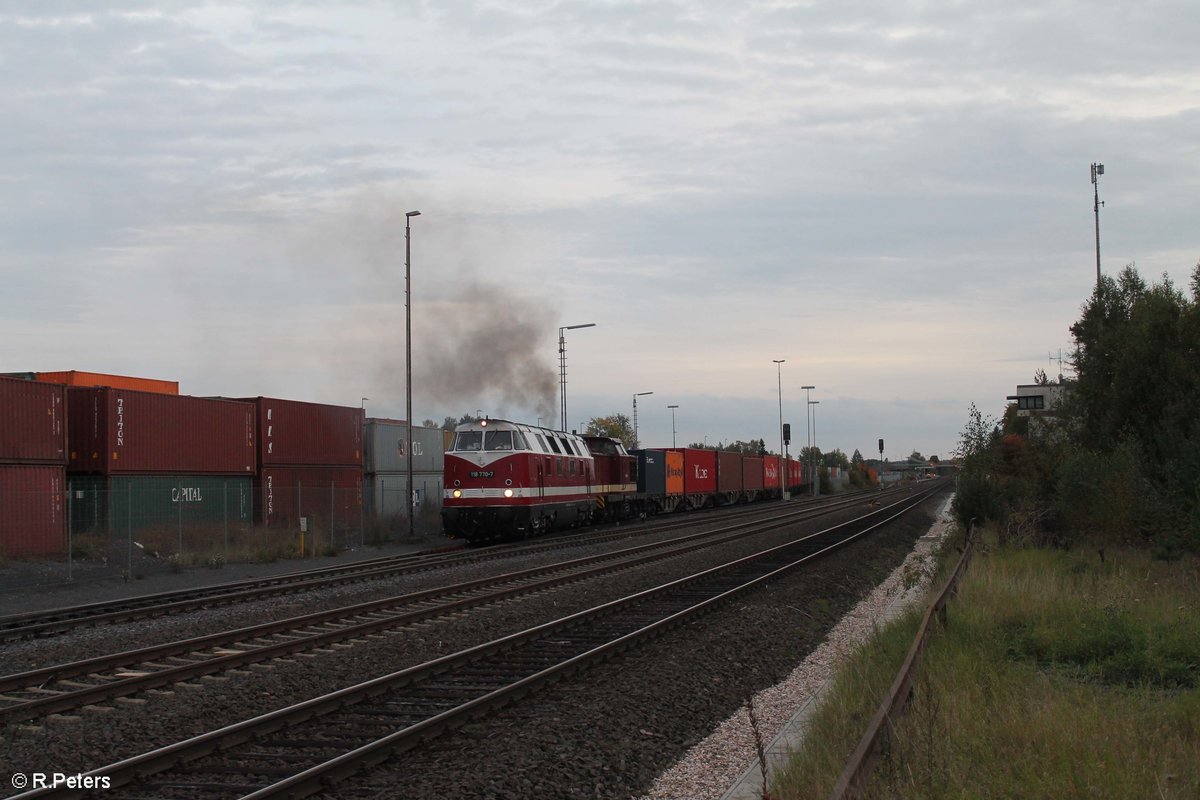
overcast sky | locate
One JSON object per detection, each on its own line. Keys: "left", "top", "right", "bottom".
{"left": 3, "top": 1, "right": 1198, "bottom": 460}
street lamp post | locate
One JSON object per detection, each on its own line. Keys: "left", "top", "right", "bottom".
{"left": 559, "top": 323, "right": 596, "bottom": 430}
{"left": 773, "top": 360, "right": 789, "bottom": 501}
{"left": 808, "top": 399, "right": 820, "bottom": 497}
{"left": 632, "top": 391, "right": 653, "bottom": 448}
{"left": 405, "top": 210, "right": 420, "bottom": 540}
{"left": 802, "top": 385, "right": 814, "bottom": 496}
{"left": 667, "top": 404, "right": 679, "bottom": 448}
{"left": 1091, "top": 162, "right": 1105, "bottom": 287}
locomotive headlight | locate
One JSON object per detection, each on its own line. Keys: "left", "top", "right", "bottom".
{"left": 452, "top": 489, "right": 462, "bottom": 499}
{"left": 503, "top": 488, "right": 514, "bottom": 498}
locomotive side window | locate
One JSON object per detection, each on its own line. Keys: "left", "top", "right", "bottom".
{"left": 455, "top": 431, "right": 483, "bottom": 451}
{"left": 546, "top": 437, "right": 563, "bottom": 455}
{"left": 484, "top": 431, "right": 513, "bottom": 451}
{"left": 512, "top": 431, "right": 530, "bottom": 450}
{"left": 534, "top": 433, "right": 549, "bottom": 452}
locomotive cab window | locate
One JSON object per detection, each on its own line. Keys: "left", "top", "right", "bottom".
{"left": 484, "top": 431, "right": 513, "bottom": 451}
{"left": 454, "top": 431, "right": 483, "bottom": 451}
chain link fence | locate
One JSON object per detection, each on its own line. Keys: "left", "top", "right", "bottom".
{"left": 0, "top": 476, "right": 446, "bottom": 591}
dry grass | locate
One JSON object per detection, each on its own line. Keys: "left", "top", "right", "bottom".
{"left": 772, "top": 537, "right": 1200, "bottom": 799}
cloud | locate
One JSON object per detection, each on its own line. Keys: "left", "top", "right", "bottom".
{"left": 3, "top": 0, "right": 1199, "bottom": 461}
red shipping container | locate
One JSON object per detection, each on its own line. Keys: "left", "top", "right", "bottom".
{"left": 0, "top": 376, "right": 66, "bottom": 464}
{"left": 256, "top": 465, "right": 363, "bottom": 533}
{"left": 242, "top": 398, "right": 363, "bottom": 467}
{"left": 763, "top": 456, "right": 781, "bottom": 490}
{"left": 67, "top": 388, "right": 256, "bottom": 475}
{"left": 743, "top": 457, "right": 764, "bottom": 491}
{"left": 672, "top": 448, "right": 717, "bottom": 494}
{"left": 787, "top": 457, "right": 802, "bottom": 487}
{"left": 0, "top": 464, "right": 65, "bottom": 557}
{"left": 717, "top": 451, "right": 743, "bottom": 493}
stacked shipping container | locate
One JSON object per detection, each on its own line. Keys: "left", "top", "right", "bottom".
{"left": 241, "top": 398, "right": 363, "bottom": 536}
{"left": 363, "top": 418, "right": 444, "bottom": 521}
{"left": 65, "top": 387, "right": 257, "bottom": 539}
{"left": 0, "top": 376, "right": 67, "bottom": 556}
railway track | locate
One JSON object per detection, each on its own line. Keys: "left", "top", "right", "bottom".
{"left": 6, "top": 483, "right": 943, "bottom": 799}
{"left": 0, "top": 489, "right": 886, "bottom": 642}
{"left": 0, "top": 491, "right": 888, "bottom": 725}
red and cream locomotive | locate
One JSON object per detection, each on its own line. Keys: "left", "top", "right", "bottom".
{"left": 441, "top": 418, "right": 636, "bottom": 543}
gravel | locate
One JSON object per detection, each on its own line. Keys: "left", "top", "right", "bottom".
{"left": 322, "top": 487, "right": 950, "bottom": 799}
{"left": 644, "top": 493, "right": 956, "bottom": 800}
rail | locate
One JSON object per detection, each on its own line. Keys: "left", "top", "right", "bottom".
{"left": 826, "top": 520, "right": 976, "bottom": 800}
{"left": 7, "top": 486, "right": 944, "bottom": 799}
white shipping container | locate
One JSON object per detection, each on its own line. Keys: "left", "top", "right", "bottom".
{"left": 364, "top": 419, "right": 445, "bottom": 474}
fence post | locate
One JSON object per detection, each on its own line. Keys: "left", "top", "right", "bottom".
{"left": 66, "top": 481, "right": 73, "bottom": 583}
{"left": 223, "top": 480, "right": 229, "bottom": 562}
{"left": 177, "top": 477, "right": 183, "bottom": 557}
{"left": 127, "top": 481, "right": 132, "bottom": 578}
{"left": 330, "top": 479, "right": 335, "bottom": 553}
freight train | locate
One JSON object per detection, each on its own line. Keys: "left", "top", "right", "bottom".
{"left": 441, "top": 418, "right": 810, "bottom": 544}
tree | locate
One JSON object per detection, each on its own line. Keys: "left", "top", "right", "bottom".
{"left": 823, "top": 448, "right": 851, "bottom": 469}
{"left": 908, "top": 450, "right": 924, "bottom": 462}
{"left": 722, "top": 438, "right": 769, "bottom": 455}
{"left": 851, "top": 449, "right": 865, "bottom": 466}
{"left": 585, "top": 414, "right": 636, "bottom": 449}
{"left": 1064, "top": 263, "right": 1200, "bottom": 550}
{"left": 440, "top": 413, "right": 483, "bottom": 431}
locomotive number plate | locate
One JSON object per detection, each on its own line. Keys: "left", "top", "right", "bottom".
{"left": 470, "top": 471, "right": 495, "bottom": 478}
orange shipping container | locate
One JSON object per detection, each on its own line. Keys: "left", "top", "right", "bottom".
{"left": 37, "top": 371, "right": 179, "bottom": 395}
{"left": 665, "top": 450, "right": 684, "bottom": 495}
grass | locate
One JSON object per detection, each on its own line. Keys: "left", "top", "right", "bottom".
{"left": 771, "top": 534, "right": 1200, "bottom": 799}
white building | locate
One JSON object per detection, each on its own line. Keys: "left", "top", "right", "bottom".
{"left": 1006, "top": 383, "right": 1067, "bottom": 417}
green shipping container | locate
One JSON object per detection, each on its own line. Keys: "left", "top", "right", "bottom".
{"left": 68, "top": 474, "right": 253, "bottom": 538}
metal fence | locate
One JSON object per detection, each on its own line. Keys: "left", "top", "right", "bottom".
{"left": 0, "top": 480, "right": 446, "bottom": 591}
